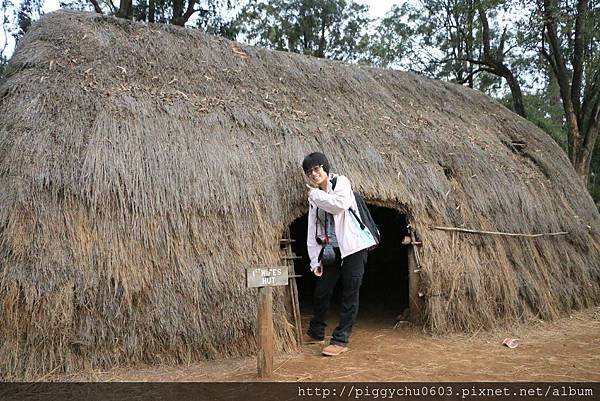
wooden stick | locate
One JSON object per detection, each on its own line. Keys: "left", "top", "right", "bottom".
{"left": 288, "top": 265, "right": 303, "bottom": 346}
{"left": 432, "top": 226, "right": 569, "bottom": 238}
{"left": 408, "top": 226, "right": 422, "bottom": 324}
{"left": 257, "top": 286, "right": 273, "bottom": 378}
{"left": 281, "top": 229, "right": 302, "bottom": 347}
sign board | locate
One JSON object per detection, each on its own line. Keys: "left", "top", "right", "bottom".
{"left": 246, "top": 266, "right": 289, "bottom": 288}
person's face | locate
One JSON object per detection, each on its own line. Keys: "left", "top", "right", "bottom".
{"left": 306, "top": 165, "right": 328, "bottom": 187}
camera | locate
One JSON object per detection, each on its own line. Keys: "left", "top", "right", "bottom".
{"left": 316, "top": 235, "right": 330, "bottom": 245}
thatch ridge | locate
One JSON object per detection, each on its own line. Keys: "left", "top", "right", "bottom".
{"left": 0, "top": 10, "right": 598, "bottom": 379}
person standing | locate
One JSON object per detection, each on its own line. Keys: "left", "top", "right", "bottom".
{"left": 302, "top": 152, "right": 376, "bottom": 356}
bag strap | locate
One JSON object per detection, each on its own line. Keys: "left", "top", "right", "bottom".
{"left": 330, "top": 177, "right": 366, "bottom": 230}
{"left": 331, "top": 176, "right": 338, "bottom": 190}
{"left": 315, "top": 207, "right": 330, "bottom": 241}
{"left": 315, "top": 206, "right": 319, "bottom": 241}
{"left": 349, "top": 208, "right": 365, "bottom": 230}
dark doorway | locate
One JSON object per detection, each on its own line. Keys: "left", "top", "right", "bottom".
{"left": 289, "top": 205, "right": 410, "bottom": 325}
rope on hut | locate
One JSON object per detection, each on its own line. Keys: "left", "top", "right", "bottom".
{"left": 432, "top": 226, "right": 569, "bottom": 238}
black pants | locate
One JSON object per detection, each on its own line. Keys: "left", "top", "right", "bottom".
{"left": 307, "top": 248, "right": 368, "bottom": 346}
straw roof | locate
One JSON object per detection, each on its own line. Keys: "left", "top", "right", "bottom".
{"left": 1, "top": 10, "right": 598, "bottom": 379}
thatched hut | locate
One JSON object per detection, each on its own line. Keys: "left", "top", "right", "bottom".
{"left": 1, "top": 10, "right": 598, "bottom": 379}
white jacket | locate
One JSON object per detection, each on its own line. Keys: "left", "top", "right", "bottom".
{"left": 307, "top": 174, "right": 376, "bottom": 269}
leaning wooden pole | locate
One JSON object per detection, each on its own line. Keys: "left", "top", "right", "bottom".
{"left": 432, "top": 226, "right": 568, "bottom": 238}
{"left": 257, "top": 286, "right": 274, "bottom": 378}
{"left": 408, "top": 224, "right": 423, "bottom": 324}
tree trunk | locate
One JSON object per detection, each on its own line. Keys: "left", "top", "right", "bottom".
{"left": 571, "top": 0, "right": 588, "bottom": 118}
{"left": 116, "top": 0, "right": 133, "bottom": 19}
{"left": 575, "top": 102, "right": 600, "bottom": 186}
{"left": 542, "top": 1, "right": 581, "bottom": 160}
{"left": 504, "top": 69, "right": 527, "bottom": 118}
{"left": 149, "top": 0, "right": 156, "bottom": 23}
{"left": 573, "top": 142, "right": 592, "bottom": 186}
{"left": 484, "top": 60, "right": 527, "bottom": 118}
{"left": 465, "top": 6, "right": 475, "bottom": 89}
{"left": 181, "top": 0, "right": 198, "bottom": 27}
{"left": 547, "top": 65, "right": 564, "bottom": 129}
{"left": 317, "top": 14, "right": 327, "bottom": 58}
{"left": 539, "top": 0, "right": 598, "bottom": 187}
{"left": 475, "top": 1, "right": 526, "bottom": 118}
{"left": 171, "top": 0, "right": 183, "bottom": 25}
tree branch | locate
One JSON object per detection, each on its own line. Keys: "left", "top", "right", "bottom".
{"left": 1, "top": 8, "right": 9, "bottom": 56}
{"left": 581, "top": 69, "right": 600, "bottom": 123}
{"left": 503, "top": 43, "right": 519, "bottom": 56}
{"left": 88, "top": 0, "right": 103, "bottom": 14}
{"left": 497, "top": 25, "right": 508, "bottom": 61}
{"left": 476, "top": 0, "right": 491, "bottom": 58}
{"left": 182, "top": 0, "right": 198, "bottom": 25}
{"left": 539, "top": 39, "right": 559, "bottom": 80}
{"left": 456, "top": 66, "right": 496, "bottom": 84}
{"left": 571, "top": 0, "right": 588, "bottom": 118}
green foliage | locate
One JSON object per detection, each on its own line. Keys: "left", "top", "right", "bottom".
{"left": 367, "top": 0, "right": 531, "bottom": 98}
{"left": 362, "top": 3, "right": 413, "bottom": 68}
{"left": 533, "top": 0, "right": 600, "bottom": 191}
{"left": 15, "top": 0, "right": 43, "bottom": 37}
{"left": 1, "top": 0, "right": 44, "bottom": 60}
{"left": 370, "top": 0, "right": 599, "bottom": 204}
{"left": 502, "top": 92, "right": 567, "bottom": 149}
{"left": 59, "top": 0, "right": 93, "bottom": 11}
{"left": 233, "top": 0, "right": 371, "bottom": 61}
{"left": 58, "top": 0, "right": 236, "bottom": 32}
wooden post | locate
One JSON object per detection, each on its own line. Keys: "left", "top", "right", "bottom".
{"left": 247, "top": 265, "right": 288, "bottom": 378}
{"left": 257, "top": 286, "right": 273, "bottom": 378}
{"left": 408, "top": 225, "right": 422, "bottom": 324}
{"left": 408, "top": 246, "right": 422, "bottom": 324}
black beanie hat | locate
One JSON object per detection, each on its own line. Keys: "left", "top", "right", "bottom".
{"left": 302, "top": 152, "right": 330, "bottom": 174}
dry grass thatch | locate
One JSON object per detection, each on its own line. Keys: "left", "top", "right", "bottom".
{"left": 0, "top": 11, "right": 599, "bottom": 379}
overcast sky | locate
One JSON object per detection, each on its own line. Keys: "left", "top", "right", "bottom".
{"left": 2, "top": 1, "right": 402, "bottom": 59}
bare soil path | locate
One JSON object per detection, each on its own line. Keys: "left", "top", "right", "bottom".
{"left": 56, "top": 307, "right": 600, "bottom": 382}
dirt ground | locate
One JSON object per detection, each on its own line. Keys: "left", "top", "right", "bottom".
{"left": 53, "top": 306, "right": 600, "bottom": 382}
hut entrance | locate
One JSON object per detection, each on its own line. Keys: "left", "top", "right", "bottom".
{"left": 288, "top": 205, "right": 411, "bottom": 328}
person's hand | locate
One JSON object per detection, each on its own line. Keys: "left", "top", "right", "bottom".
{"left": 311, "top": 265, "right": 323, "bottom": 277}
{"left": 304, "top": 174, "right": 317, "bottom": 187}
{"left": 304, "top": 174, "right": 318, "bottom": 192}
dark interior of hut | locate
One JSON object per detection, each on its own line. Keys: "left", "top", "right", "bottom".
{"left": 288, "top": 205, "right": 410, "bottom": 327}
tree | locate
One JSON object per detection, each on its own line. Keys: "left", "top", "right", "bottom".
{"left": 1, "top": 0, "right": 237, "bottom": 78}
{"left": 362, "top": 3, "right": 414, "bottom": 69}
{"left": 536, "top": 0, "right": 600, "bottom": 186}
{"left": 1, "top": 1, "right": 12, "bottom": 77}
{"left": 1, "top": 0, "right": 44, "bottom": 79}
{"left": 233, "top": 0, "right": 371, "bottom": 62}
{"left": 473, "top": 0, "right": 526, "bottom": 117}
{"left": 369, "top": 0, "right": 528, "bottom": 118}
{"left": 59, "top": 0, "right": 235, "bottom": 30}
